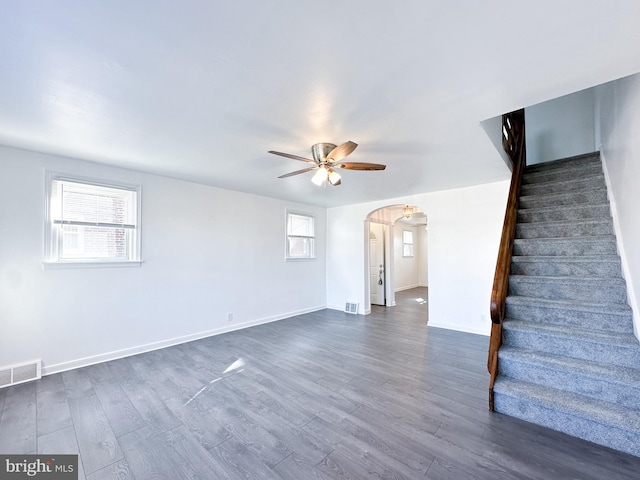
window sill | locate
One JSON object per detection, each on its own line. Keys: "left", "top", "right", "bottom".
{"left": 285, "top": 257, "right": 316, "bottom": 262}
{"left": 42, "top": 260, "right": 143, "bottom": 270}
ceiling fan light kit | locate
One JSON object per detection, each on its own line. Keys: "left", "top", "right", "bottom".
{"left": 311, "top": 166, "right": 329, "bottom": 185}
{"left": 328, "top": 169, "right": 341, "bottom": 186}
{"left": 268, "top": 141, "right": 386, "bottom": 187}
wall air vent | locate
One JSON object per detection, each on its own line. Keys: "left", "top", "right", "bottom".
{"left": 0, "top": 359, "right": 42, "bottom": 389}
{"left": 344, "top": 302, "right": 359, "bottom": 315}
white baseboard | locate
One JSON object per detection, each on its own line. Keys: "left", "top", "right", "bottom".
{"left": 327, "top": 304, "right": 372, "bottom": 315}
{"left": 394, "top": 284, "right": 420, "bottom": 292}
{"left": 428, "top": 321, "right": 490, "bottom": 337}
{"left": 42, "top": 305, "right": 326, "bottom": 376}
{"left": 601, "top": 148, "right": 640, "bottom": 340}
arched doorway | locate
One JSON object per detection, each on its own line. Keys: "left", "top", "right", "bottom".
{"left": 364, "top": 204, "right": 428, "bottom": 314}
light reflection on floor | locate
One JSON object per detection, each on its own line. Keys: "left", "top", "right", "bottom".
{"left": 184, "top": 357, "right": 245, "bottom": 406}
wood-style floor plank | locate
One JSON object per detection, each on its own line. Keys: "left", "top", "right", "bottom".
{"left": 0, "top": 382, "right": 36, "bottom": 453}
{"left": 36, "top": 374, "right": 73, "bottom": 437}
{"left": 2, "top": 287, "right": 640, "bottom": 479}
{"left": 68, "top": 393, "right": 124, "bottom": 475}
{"left": 38, "top": 425, "right": 87, "bottom": 480}
{"left": 85, "top": 458, "right": 133, "bottom": 480}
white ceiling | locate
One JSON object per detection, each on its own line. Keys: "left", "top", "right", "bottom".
{"left": 1, "top": 1, "right": 639, "bottom": 207}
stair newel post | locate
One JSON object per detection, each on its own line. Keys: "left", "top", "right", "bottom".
{"left": 488, "top": 109, "right": 526, "bottom": 411}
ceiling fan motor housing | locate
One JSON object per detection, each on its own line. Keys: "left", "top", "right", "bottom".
{"left": 311, "top": 143, "right": 337, "bottom": 163}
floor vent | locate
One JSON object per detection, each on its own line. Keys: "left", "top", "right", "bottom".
{"left": 0, "top": 360, "right": 42, "bottom": 389}
{"left": 344, "top": 302, "right": 359, "bottom": 314}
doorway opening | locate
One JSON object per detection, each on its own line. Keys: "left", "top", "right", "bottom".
{"left": 364, "top": 205, "right": 428, "bottom": 317}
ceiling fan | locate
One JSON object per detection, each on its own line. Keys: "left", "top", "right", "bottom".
{"left": 268, "top": 141, "right": 386, "bottom": 186}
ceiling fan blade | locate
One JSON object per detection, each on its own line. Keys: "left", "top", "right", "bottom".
{"left": 278, "top": 166, "right": 318, "bottom": 178}
{"left": 326, "top": 141, "right": 358, "bottom": 162}
{"left": 336, "top": 162, "right": 386, "bottom": 171}
{"left": 268, "top": 151, "right": 317, "bottom": 164}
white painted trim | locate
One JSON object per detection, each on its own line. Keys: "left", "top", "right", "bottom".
{"left": 42, "top": 260, "right": 143, "bottom": 270}
{"left": 428, "top": 321, "right": 490, "bottom": 337}
{"left": 363, "top": 219, "right": 372, "bottom": 314}
{"left": 42, "top": 305, "right": 326, "bottom": 376}
{"left": 327, "top": 304, "right": 371, "bottom": 315}
{"left": 394, "top": 284, "right": 420, "bottom": 292}
{"left": 600, "top": 147, "right": 640, "bottom": 340}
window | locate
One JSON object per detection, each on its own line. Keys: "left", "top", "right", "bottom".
{"left": 286, "top": 212, "right": 315, "bottom": 260}
{"left": 402, "top": 230, "right": 414, "bottom": 257}
{"left": 44, "top": 172, "right": 141, "bottom": 267}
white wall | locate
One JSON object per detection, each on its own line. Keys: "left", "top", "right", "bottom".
{"left": 393, "top": 225, "right": 419, "bottom": 291}
{"left": 327, "top": 180, "right": 509, "bottom": 336}
{"left": 418, "top": 227, "right": 428, "bottom": 287}
{"left": 526, "top": 88, "right": 596, "bottom": 165}
{"left": 595, "top": 73, "right": 640, "bottom": 336}
{"left": 0, "top": 146, "right": 327, "bottom": 374}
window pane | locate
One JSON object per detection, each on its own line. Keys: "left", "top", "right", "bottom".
{"left": 288, "top": 214, "right": 314, "bottom": 237}
{"left": 60, "top": 225, "right": 129, "bottom": 259}
{"left": 56, "top": 181, "right": 135, "bottom": 225}
{"left": 288, "top": 237, "right": 314, "bottom": 258}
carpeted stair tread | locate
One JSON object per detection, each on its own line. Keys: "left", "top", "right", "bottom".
{"left": 522, "top": 162, "right": 603, "bottom": 184}
{"left": 520, "top": 174, "right": 605, "bottom": 196}
{"left": 516, "top": 218, "right": 614, "bottom": 239}
{"left": 511, "top": 254, "right": 620, "bottom": 264}
{"left": 513, "top": 236, "right": 617, "bottom": 256}
{"left": 518, "top": 186, "right": 608, "bottom": 209}
{"left": 510, "top": 255, "right": 622, "bottom": 278}
{"left": 503, "top": 317, "right": 637, "bottom": 340}
{"left": 502, "top": 321, "right": 640, "bottom": 369}
{"left": 499, "top": 348, "right": 640, "bottom": 412}
{"left": 523, "top": 152, "right": 600, "bottom": 174}
{"left": 493, "top": 378, "right": 640, "bottom": 457}
{"left": 506, "top": 295, "right": 633, "bottom": 315}
{"left": 509, "top": 274, "right": 627, "bottom": 303}
{"left": 517, "top": 203, "right": 610, "bottom": 223}
{"left": 505, "top": 295, "right": 634, "bottom": 333}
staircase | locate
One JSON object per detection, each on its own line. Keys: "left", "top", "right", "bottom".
{"left": 493, "top": 151, "right": 640, "bottom": 457}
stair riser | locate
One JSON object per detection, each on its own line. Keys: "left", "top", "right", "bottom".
{"left": 520, "top": 175, "right": 604, "bottom": 196}
{"left": 502, "top": 327, "right": 640, "bottom": 369}
{"left": 513, "top": 239, "right": 617, "bottom": 256}
{"left": 523, "top": 163, "right": 602, "bottom": 184}
{"left": 519, "top": 189, "right": 608, "bottom": 209}
{"left": 493, "top": 393, "right": 640, "bottom": 457}
{"left": 518, "top": 205, "right": 610, "bottom": 223}
{"left": 505, "top": 303, "right": 634, "bottom": 333}
{"left": 498, "top": 358, "right": 640, "bottom": 410}
{"left": 510, "top": 260, "right": 622, "bottom": 278}
{"left": 516, "top": 221, "right": 614, "bottom": 239}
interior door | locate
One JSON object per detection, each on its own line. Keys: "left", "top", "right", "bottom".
{"left": 369, "top": 222, "right": 386, "bottom": 306}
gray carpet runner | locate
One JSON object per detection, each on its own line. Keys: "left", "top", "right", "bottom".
{"left": 493, "top": 151, "right": 640, "bottom": 457}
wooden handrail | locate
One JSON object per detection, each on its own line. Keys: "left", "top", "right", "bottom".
{"left": 488, "top": 109, "right": 526, "bottom": 411}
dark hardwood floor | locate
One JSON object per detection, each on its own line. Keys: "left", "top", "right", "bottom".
{"left": 2, "top": 286, "right": 640, "bottom": 479}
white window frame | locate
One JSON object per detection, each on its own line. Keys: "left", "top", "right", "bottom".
{"left": 286, "top": 210, "right": 316, "bottom": 260}
{"left": 43, "top": 171, "right": 142, "bottom": 269}
{"left": 402, "top": 230, "right": 414, "bottom": 258}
